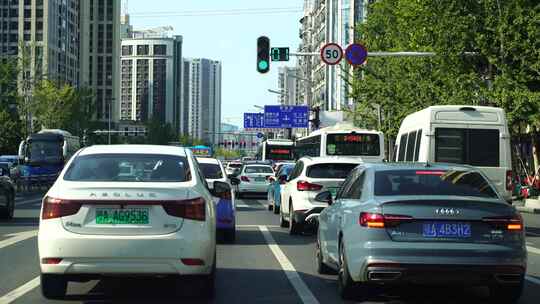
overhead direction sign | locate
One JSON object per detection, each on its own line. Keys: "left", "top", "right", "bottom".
{"left": 320, "top": 43, "right": 343, "bottom": 65}
{"left": 345, "top": 43, "right": 368, "bottom": 66}
{"left": 264, "top": 105, "right": 309, "bottom": 128}
{"left": 244, "top": 113, "right": 265, "bottom": 129}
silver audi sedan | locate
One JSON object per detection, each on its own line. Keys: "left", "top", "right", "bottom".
{"left": 316, "top": 163, "right": 526, "bottom": 303}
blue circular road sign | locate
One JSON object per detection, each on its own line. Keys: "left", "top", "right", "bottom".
{"left": 345, "top": 43, "right": 368, "bottom": 66}
{"left": 257, "top": 132, "right": 264, "bottom": 139}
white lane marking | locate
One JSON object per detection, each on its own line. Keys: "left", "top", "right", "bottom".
{"left": 0, "top": 230, "right": 38, "bottom": 250}
{"left": 15, "top": 197, "right": 42, "bottom": 206}
{"left": 527, "top": 230, "right": 540, "bottom": 237}
{"left": 258, "top": 225, "right": 319, "bottom": 304}
{"left": 527, "top": 245, "right": 540, "bottom": 255}
{"left": 0, "top": 276, "right": 40, "bottom": 304}
{"left": 526, "top": 275, "right": 540, "bottom": 285}
{"left": 236, "top": 203, "right": 263, "bottom": 209}
{"left": 237, "top": 225, "right": 279, "bottom": 228}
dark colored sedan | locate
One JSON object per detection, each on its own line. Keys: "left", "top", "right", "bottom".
{"left": 0, "top": 164, "right": 16, "bottom": 219}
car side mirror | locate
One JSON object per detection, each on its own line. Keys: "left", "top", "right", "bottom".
{"left": 315, "top": 191, "right": 333, "bottom": 205}
{"left": 229, "top": 177, "right": 240, "bottom": 186}
{"left": 212, "top": 181, "right": 232, "bottom": 199}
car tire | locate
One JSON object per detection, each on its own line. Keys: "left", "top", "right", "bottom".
{"left": 289, "top": 204, "right": 302, "bottom": 235}
{"left": 338, "top": 241, "right": 357, "bottom": 300}
{"left": 41, "top": 274, "right": 67, "bottom": 300}
{"left": 316, "top": 235, "right": 335, "bottom": 275}
{"left": 488, "top": 279, "right": 524, "bottom": 304}
{"left": 224, "top": 228, "right": 236, "bottom": 244}
{"left": 273, "top": 205, "right": 280, "bottom": 214}
{"left": 280, "top": 205, "right": 289, "bottom": 228}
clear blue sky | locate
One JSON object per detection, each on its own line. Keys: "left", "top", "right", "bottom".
{"left": 127, "top": 0, "right": 303, "bottom": 128}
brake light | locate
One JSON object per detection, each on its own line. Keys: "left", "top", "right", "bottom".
{"left": 41, "top": 258, "right": 63, "bottom": 264}
{"left": 181, "top": 258, "right": 205, "bottom": 266}
{"left": 240, "top": 176, "right": 250, "bottom": 182}
{"left": 162, "top": 197, "right": 206, "bottom": 221}
{"left": 506, "top": 170, "right": 513, "bottom": 191}
{"left": 483, "top": 215, "right": 523, "bottom": 231}
{"left": 42, "top": 197, "right": 82, "bottom": 220}
{"left": 359, "top": 212, "right": 413, "bottom": 228}
{"left": 297, "top": 180, "right": 323, "bottom": 191}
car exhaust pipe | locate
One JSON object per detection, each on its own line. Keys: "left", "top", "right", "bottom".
{"left": 494, "top": 274, "right": 523, "bottom": 284}
{"left": 367, "top": 271, "right": 402, "bottom": 281}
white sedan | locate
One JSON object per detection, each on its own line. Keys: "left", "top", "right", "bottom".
{"left": 38, "top": 145, "right": 231, "bottom": 299}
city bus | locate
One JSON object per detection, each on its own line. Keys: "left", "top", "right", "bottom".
{"left": 256, "top": 139, "right": 295, "bottom": 162}
{"left": 294, "top": 123, "right": 385, "bottom": 162}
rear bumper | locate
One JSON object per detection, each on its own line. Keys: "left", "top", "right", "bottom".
{"left": 38, "top": 219, "right": 215, "bottom": 276}
{"left": 237, "top": 183, "right": 269, "bottom": 193}
{"left": 363, "top": 264, "right": 525, "bottom": 286}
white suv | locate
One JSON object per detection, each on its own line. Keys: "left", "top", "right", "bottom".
{"left": 38, "top": 145, "right": 231, "bottom": 299}
{"left": 279, "top": 157, "right": 363, "bottom": 235}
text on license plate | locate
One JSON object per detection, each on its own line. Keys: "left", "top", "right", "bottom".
{"left": 95, "top": 208, "right": 149, "bottom": 225}
{"left": 422, "top": 222, "right": 471, "bottom": 238}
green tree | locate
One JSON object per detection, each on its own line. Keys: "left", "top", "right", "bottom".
{"left": 0, "top": 57, "right": 22, "bottom": 154}
{"left": 32, "top": 80, "right": 79, "bottom": 132}
{"left": 214, "top": 147, "right": 240, "bottom": 160}
{"left": 146, "top": 118, "right": 177, "bottom": 145}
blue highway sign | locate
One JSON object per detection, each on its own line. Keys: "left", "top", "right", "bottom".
{"left": 244, "top": 113, "right": 265, "bottom": 129}
{"left": 264, "top": 105, "right": 309, "bottom": 128}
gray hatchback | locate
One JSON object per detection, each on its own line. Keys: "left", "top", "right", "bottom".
{"left": 316, "top": 162, "right": 526, "bottom": 303}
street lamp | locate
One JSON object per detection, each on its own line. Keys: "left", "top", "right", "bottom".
{"left": 267, "top": 89, "right": 285, "bottom": 96}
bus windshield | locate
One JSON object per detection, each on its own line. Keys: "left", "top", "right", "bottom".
{"left": 265, "top": 145, "right": 294, "bottom": 161}
{"left": 27, "top": 140, "right": 63, "bottom": 164}
{"left": 326, "top": 133, "right": 380, "bottom": 156}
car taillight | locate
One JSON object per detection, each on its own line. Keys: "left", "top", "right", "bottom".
{"left": 359, "top": 212, "right": 413, "bottom": 228}
{"left": 163, "top": 197, "right": 206, "bottom": 221}
{"left": 483, "top": 215, "right": 523, "bottom": 231}
{"left": 42, "top": 197, "right": 82, "bottom": 220}
{"left": 297, "top": 180, "right": 323, "bottom": 191}
{"left": 240, "top": 176, "right": 250, "bottom": 182}
{"left": 41, "top": 258, "right": 63, "bottom": 264}
{"left": 506, "top": 170, "right": 513, "bottom": 191}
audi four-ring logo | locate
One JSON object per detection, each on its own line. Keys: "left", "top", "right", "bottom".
{"left": 435, "top": 208, "right": 461, "bottom": 216}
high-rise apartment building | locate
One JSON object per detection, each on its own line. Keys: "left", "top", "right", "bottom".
{"left": 119, "top": 36, "right": 183, "bottom": 132}
{"left": 80, "top": 0, "right": 121, "bottom": 122}
{"left": 183, "top": 58, "right": 221, "bottom": 145}
{"left": 0, "top": 0, "right": 80, "bottom": 85}
{"left": 277, "top": 67, "right": 301, "bottom": 105}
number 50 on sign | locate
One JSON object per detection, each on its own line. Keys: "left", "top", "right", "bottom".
{"left": 320, "top": 43, "right": 343, "bottom": 65}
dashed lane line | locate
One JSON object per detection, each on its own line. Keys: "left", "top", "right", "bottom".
{"left": 258, "top": 225, "right": 319, "bottom": 304}
{"left": 526, "top": 275, "right": 540, "bottom": 285}
{"left": 0, "top": 230, "right": 38, "bottom": 250}
{"left": 15, "top": 197, "right": 42, "bottom": 206}
{"left": 527, "top": 245, "right": 540, "bottom": 255}
{"left": 0, "top": 276, "right": 40, "bottom": 304}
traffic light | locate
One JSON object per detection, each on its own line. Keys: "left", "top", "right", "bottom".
{"left": 257, "top": 36, "right": 270, "bottom": 73}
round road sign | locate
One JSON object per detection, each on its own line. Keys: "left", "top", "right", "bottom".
{"left": 257, "top": 132, "right": 264, "bottom": 139}
{"left": 345, "top": 43, "right": 368, "bottom": 66}
{"left": 320, "top": 43, "right": 343, "bottom": 65}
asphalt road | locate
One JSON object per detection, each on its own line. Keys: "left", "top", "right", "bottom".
{"left": 1, "top": 192, "right": 540, "bottom": 303}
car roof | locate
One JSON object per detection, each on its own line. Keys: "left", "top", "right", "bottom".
{"left": 298, "top": 156, "right": 364, "bottom": 165}
{"left": 78, "top": 145, "right": 188, "bottom": 157}
{"left": 360, "top": 162, "right": 479, "bottom": 172}
{"left": 244, "top": 163, "right": 273, "bottom": 167}
{"left": 196, "top": 157, "right": 220, "bottom": 165}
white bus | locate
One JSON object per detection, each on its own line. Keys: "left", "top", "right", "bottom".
{"left": 394, "top": 105, "right": 512, "bottom": 201}
{"left": 295, "top": 123, "right": 385, "bottom": 162}
{"left": 257, "top": 139, "right": 295, "bottom": 162}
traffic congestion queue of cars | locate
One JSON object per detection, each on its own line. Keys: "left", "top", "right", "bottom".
{"left": 253, "top": 105, "right": 524, "bottom": 302}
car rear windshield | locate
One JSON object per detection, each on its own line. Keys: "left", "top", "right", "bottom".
{"left": 229, "top": 163, "right": 242, "bottom": 168}
{"left": 435, "top": 128, "right": 500, "bottom": 167}
{"left": 245, "top": 166, "right": 273, "bottom": 174}
{"left": 64, "top": 154, "right": 191, "bottom": 182}
{"left": 307, "top": 163, "right": 359, "bottom": 179}
{"left": 374, "top": 170, "right": 498, "bottom": 198}
{"left": 199, "top": 163, "right": 223, "bottom": 179}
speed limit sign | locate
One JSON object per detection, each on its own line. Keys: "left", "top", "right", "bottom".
{"left": 320, "top": 43, "right": 343, "bottom": 65}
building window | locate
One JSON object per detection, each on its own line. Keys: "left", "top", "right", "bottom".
{"left": 121, "top": 45, "right": 132, "bottom": 56}
{"left": 154, "top": 44, "right": 167, "bottom": 55}
{"left": 137, "top": 45, "right": 149, "bottom": 56}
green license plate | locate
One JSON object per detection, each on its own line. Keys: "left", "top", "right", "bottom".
{"left": 95, "top": 208, "right": 149, "bottom": 225}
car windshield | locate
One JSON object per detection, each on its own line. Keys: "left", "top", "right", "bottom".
{"left": 27, "top": 140, "right": 63, "bottom": 163}
{"left": 64, "top": 154, "right": 190, "bottom": 182}
{"left": 374, "top": 170, "right": 498, "bottom": 198}
{"left": 244, "top": 166, "right": 273, "bottom": 174}
{"left": 199, "top": 163, "right": 223, "bottom": 179}
{"left": 307, "top": 163, "right": 359, "bottom": 179}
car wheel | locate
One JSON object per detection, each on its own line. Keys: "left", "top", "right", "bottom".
{"left": 316, "top": 234, "right": 335, "bottom": 275}
{"left": 289, "top": 203, "right": 302, "bottom": 235}
{"left": 338, "top": 241, "right": 357, "bottom": 300}
{"left": 488, "top": 278, "right": 524, "bottom": 303}
{"left": 273, "top": 205, "right": 280, "bottom": 214}
{"left": 224, "top": 228, "right": 236, "bottom": 244}
{"left": 41, "top": 274, "right": 67, "bottom": 300}
{"left": 280, "top": 204, "right": 289, "bottom": 228}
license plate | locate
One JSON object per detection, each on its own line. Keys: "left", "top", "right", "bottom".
{"left": 255, "top": 177, "right": 266, "bottom": 182}
{"left": 422, "top": 222, "right": 471, "bottom": 238}
{"left": 95, "top": 208, "right": 149, "bottom": 225}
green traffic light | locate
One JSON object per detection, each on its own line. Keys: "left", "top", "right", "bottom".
{"left": 258, "top": 60, "right": 268, "bottom": 71}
